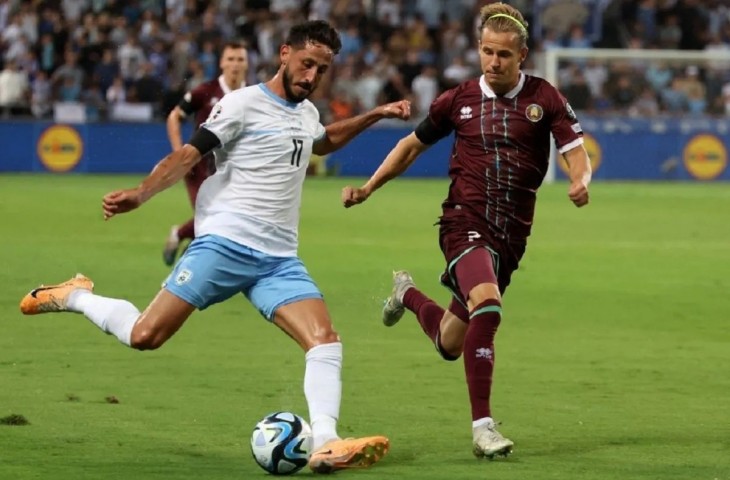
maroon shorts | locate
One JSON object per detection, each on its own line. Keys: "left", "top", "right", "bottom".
{"left": 438, "top": 219, "right": 523, "bottom": 306}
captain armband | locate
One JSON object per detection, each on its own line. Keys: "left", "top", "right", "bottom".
{"left": 414, "top": 118, "right": 450, "bottom": 145}
{"left": 188, "top": 127, "right": 221, "bottom": 156}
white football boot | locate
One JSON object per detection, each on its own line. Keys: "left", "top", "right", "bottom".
{"left": 381, "top": 270, "right": 415, "bottom": 327}
{"left": 472, "top": 418, "right": 514, "bottom": 459}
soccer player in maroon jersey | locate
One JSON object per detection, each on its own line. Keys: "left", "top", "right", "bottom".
{"left": 341, "top": 2, "right": 592, "bottom": 459}
{"left": 162, "top": 42, "right": 249, "bottom": 265}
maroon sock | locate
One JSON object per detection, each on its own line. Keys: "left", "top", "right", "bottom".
{"left": 463, "top": 298, "right": 502, "bottom": 421}
{"left": 177, "top": 220, "right": 195, "bottom": 240}
{"left": 403, "top": 288, "right": 444, "bottom": 343}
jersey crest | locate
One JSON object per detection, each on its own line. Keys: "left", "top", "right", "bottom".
{"left": 525, "top": 103, "right": 544, "bottom": 122}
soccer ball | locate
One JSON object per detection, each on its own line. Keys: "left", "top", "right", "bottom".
{"left": 250, "top": 411, "right": 313, "bottom": 475}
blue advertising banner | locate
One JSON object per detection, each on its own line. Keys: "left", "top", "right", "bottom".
{"left": 0, "top": 117, "right": 728, "bottom": 181}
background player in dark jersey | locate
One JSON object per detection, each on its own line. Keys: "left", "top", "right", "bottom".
{"left": 163, "top": 42, "right": 248, "bottom": 265}
{"left": 341, "top": 2, "right": 591, "bottom": 460}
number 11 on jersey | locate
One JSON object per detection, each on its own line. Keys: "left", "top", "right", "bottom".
{"left": 291, "top": 139, "right": 304, "bottom": 167}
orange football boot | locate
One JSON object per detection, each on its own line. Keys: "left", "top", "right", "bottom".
{"left": 308, "top": 435, "right": 389, "bottom": 474}
{"left": 19, "top": 274, "right": 94, "bottom": 315}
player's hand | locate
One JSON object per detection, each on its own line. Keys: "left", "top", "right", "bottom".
{"left": 341, "top": 185, "right": 371, "bottom": 208}
{"left": 568, "top": 181, "right": 589, "bottom": 207}
{"left": 378, "top": 100, "right": 411, "bottom": 121}
{"left": 102, "top": 188, "right": 144, "bottom": 220}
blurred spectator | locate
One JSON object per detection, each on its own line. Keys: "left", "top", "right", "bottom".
{"left": 608, "top": 74, "right": 639, "bottom": 110}
{"left": 380, "top": 67, "right": 410, "bottom": 105}
{"left": 661, "top": 77, "right": 689, "bottom": 113}
{"left": 185, "top": 59, "right": 206, "bottom": 92}
{"left": 411, "top": 64, "right": 439, "bottom": 118}
{"left": 722, "top": 81, "right": 730, "bottom": 116}
{"left": 132, "top": 61, "right": 164, "bottom": 105}
{"left": 51, "top": 50, "right": 84, "bottom": 96}
{"left": 566, "top": 25, "right": 592, "bottom": 49}
{"left": 645, "top": 61, "right": 673, "bottom": 92}
{"left": 629, "top": 87, "right": 660, "bottom": 117}
{"left": 399, "top": 49, "right": 423, "bottom": 91}
{"left": 443, "top": 56, "right": 472, "bottom": 88}
{"left": 354, "top": 63, "right": 385, "bottom": 111}
{"left": 118, "top": 34, "right": 145, "bottom": 82}
{"left": 31, "top": 70, "right": 52, "bottom": 118}
{"left": 362, "top": 40, "right": 385, "bottom": 67}
{"left": 36, "top": 33, "right": 57, "bottom": 74}
{"left": 0, "top": 59, "right": 29, "bottom": 116}
{"left": 199, "top": 40, "right": 218, "bottom": 81}
{"left": 563, "top": 69, "right": 592, "bottom": 111}
{"left": 329, "top": 87, "right": 357, "bottom": 121}
{"left": 63, "top": 0, "right": 89, "bottom": 24}
{"left": 583, "top": 59, "right": 608, "bottom": 99}
{"left": 147, "top": 39, "right": 168, "bottom": 82}
{"left": 657, "top": 13, "right": 682, "bottom": 49}
{"left": 337, "top": 21, "right": 363, "bottom": 63}
{"left": 106, "top": 75, "right": 126, "bottom": 104}
{"left": 406, "top": 15, "right": 434, "bottom": 63}
{"left": 330, "top": 62, "right": 359, "bottom": 107}
{"left": 198, "top": 10, "right": 223, "bottom": 50}
{"left": 677, "top": 66, "right": 707, "bottom": 114}
{"left": 82, "top": 78, "right": 106, "bottom": 121}
{"left": 59, "top": 76, "right": 81, "bottom": 101}
{"left": 439, "top": 19, "right": 469, "bottom": 70}
{"left": 93, "top": 48, "right": 119, "bottom": 95}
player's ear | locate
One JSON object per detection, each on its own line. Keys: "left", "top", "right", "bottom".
{"left": 519, "top": 47, "right": 528, "bottom": 64}
{"left": 280, "top": 44, "right": 291, "bottom": 66}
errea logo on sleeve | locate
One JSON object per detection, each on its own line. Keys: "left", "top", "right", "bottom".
{"left": 459, "top": 105, "right": 473, "bottom": 119}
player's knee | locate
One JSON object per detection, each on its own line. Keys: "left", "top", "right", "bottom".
{"left": 436, "top": 335, "right": 463, "bottom": 361}
{"left": 130, "top": 327, "right": 167, "bottom": 351}
{"left": 309, "top": 328, "right": 340, "bottom": 347}
{"left": 467, "top": 283, "right": 501, "bottom": 309}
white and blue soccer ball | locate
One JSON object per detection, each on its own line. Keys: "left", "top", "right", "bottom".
{"left": 250, "top": 411, "right": 313, "bottom": 475}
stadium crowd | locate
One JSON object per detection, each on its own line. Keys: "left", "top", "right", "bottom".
{"left": 0, "top": 0, "right": 729, "bottom": 122}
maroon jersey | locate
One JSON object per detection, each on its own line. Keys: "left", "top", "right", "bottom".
{"left": 425, "top": 73, "right": 582, "bottom": 250}
{"left": 178, "top": 76, "right": 237, "bottom": 128}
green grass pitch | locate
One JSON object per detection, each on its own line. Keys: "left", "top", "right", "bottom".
{"left": 0, "top": 174, "right": 728, "bottom": 479}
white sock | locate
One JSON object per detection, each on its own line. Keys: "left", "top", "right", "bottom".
{"left": 473, "top": 417, "right": 495, "bottom": 429}
{"left": 67, "top": 290, "right": 139, "bottom": 346}
{"left": 304, "top": 342, "right": 342, "bottom": 450}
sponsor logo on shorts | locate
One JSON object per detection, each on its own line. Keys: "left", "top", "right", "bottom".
{"left": 175, "top": 269, "right": 193, "bottom": 285}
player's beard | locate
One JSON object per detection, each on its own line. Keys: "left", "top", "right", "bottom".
{"left": 282, "top": 67, "right": 312, "bottom": 103}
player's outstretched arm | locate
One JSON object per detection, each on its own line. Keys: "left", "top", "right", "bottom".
{"left": 563, "top": 144, "right": 592, "bottom": 207}
{"left": 103, "top": 143, "right": 205, "bottom": 220}
{"left": 341, "top": 132, "right": 429, "bottom": 208}
{"left": 313, "top": 100, "right": 411, "bottom": 156}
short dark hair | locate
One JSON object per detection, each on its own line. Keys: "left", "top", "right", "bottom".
{"left": 285, "top": 20, "right": 341, "bottom": 55}
{"left": 222, "top": 41, "right": 246, "bottom": 51}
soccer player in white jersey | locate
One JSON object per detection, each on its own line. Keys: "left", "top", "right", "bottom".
{"left": 19, "top": 20, "right": 411, "bottom": 474}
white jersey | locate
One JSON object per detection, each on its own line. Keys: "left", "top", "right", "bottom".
{"left": 194, "top": 83, "right": 326, "bottom": 257}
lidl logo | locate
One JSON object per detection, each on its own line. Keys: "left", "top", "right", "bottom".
{"left": 37, "top": 125, "right": 83, "bottom": 172}
{"left": 559, "top": 132, "right": 601, "bottom": 176}
{"left": 683, "top": 134, "right": 727, "bottom": 180}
